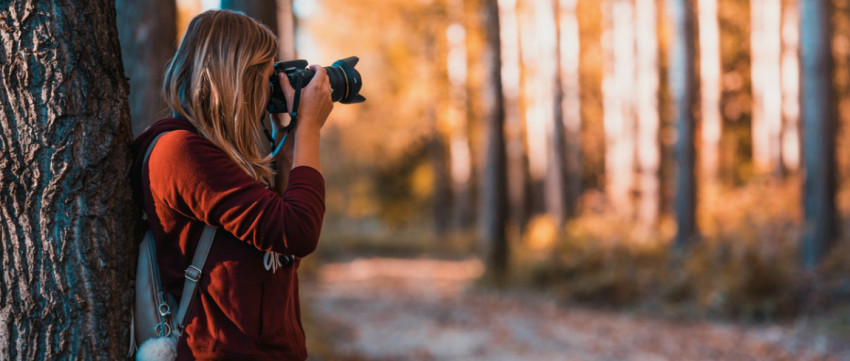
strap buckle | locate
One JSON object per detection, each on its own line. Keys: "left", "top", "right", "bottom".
{"left": 184, "top": 265, "right": 202, "bottom": 283}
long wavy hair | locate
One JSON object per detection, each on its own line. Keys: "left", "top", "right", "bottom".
{"left": 163, "top": 10, "right": 278, "bottom": 186}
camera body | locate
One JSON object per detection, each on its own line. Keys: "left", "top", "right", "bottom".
{"left": 267, "top": 56, "right": 366, "bottom": 114}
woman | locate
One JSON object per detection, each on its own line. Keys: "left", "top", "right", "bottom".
{"left": 131, "top": 10, "right": 332, "bottom": 360}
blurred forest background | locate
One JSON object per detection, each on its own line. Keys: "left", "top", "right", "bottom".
{"left": 121, "top": 0, "right": 850, "bottom": 331}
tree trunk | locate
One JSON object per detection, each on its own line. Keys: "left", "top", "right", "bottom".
{"left": 750, "top": 0, "right": 784, "bottom": 175}
{"left": 498, "top": 0, "right": 532, "bottom": 234}
{"left": 477, "top": 0, "right": 508, "bottom": 284}
{"left": 667, "top": 0, "right": 697, "bottom": 248}
{"left": 518, "top": 0, "right": 556, "bottom": 216}
{"left": 446, "top": 14, "right": 475, "bottom": 231}
{"left": 602, "top": 0, "right": 636, "bottom": 217}
{"left": 780, "top": 0, "right": 800, "bottom": 172}
{"left": 799, "top": 0, "right": 837, "bottom": 269}
{"left": 634, "top": 0, "right": 660, "bottom": 230}
{"left": 0, "top": 1, "right": 137, "bottom": 359}
{"left": 277, "top": 0, "right": 297, "bottom": 59}
{"left": 222, "top": 0, "right": 279, "bottom": 37}
{"left": 698, "top": 0, "right": 722, "bottom": 183}
{"left": 117, "top": 0, "right": 177, "bottom": 136}
{"left": 550, "top": 0, "right": 583, "bottom": 227}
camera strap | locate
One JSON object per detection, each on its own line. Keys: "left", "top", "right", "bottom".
{"left": 264, "top": 76, "right": 304, "bottom": 158}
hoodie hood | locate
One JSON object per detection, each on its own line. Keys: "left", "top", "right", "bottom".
{"left": 130, "top": 117, "right": 199, "bottom": 209}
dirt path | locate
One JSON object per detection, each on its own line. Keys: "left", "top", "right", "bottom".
{"left": 303, "top": 258, "right": 848, "bottom": 361}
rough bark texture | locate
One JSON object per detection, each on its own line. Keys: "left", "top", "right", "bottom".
{"left": 799, "top": 0, "right": 837, "bottom": 269}
{"left": 475, "top": 0, "right": 508, "bottom": 284}
{"left": 667, "top": 0, "right": 698, "bottom": 248}
{"left": 0, "top": 1, "right": 137, "bottom": 360}
{"left": 222, "top": 0, "right": 279, "bottom": 37}
{"left": 117, "top": 0, "right": 176, "bottom": 136}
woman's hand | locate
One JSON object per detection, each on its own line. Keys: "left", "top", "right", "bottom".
{"left": 279, "top": 64, "right": 333, "bottom": 173}
{"left": 279, "top": 65, "right": 334, "bottom": 133}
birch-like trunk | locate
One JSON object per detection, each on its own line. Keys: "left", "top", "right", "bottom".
{"left": 519, "top": 0, "right": 557, "bottom": 215}
{"left": 277, "top": 0, "right": 297, "bottom": 59}
{"left": 667, "top": 0, "right": 697, "bottom": 248}
{"left": 446, "top": 19, "right": 475, "bottom": 230}
{"left": 117, "top": 0, "right": 176, "bottom": 135}
{"left": 601, "top": 0, "right": 636, "bottom": 216}
{"left": 0, "top": 1, "right": 137, "bottom": 359}
{"left": 634, "top": 0, "right": 660, "bottom": 229}
{"left": 750, "top": 0, "right": 784, "bottom": 175}
{"left": 698, "top": 0, "right": 722, "bottom": 182}
{"left": 780, "top": 0, "right": 800, "bottom": 172}
{"left": 799, "top": 0, "right": 837, "bottom": 269}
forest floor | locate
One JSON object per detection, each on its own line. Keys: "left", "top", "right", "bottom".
{"left": 302, "top": 257, "right": 850, "bottom": 361}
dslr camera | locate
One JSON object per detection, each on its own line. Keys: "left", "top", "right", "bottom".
{"left": 267, "top": 56, "right": 366, "bottom": 116}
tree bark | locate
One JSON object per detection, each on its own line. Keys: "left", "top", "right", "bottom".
{"left": 799, "top": 0, "right": 837, "bottom": 269}
{"left": 222, "top": 0, "right": 279, "bottom": 37}
{"left": 667, "top": 0, "right": 698, "bottom": 248}
{"left": 117, "top": 0, "right": 177, "bottom": 136}
{"left": 476, "top": 0, "right": 508, "bottom": 284}
{"left": 0, "top": 1, "right": 137, "bottom": 359}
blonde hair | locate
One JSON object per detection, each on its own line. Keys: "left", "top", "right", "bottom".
{"left": 163, "top": 10, "right": 278, "bottom": 186}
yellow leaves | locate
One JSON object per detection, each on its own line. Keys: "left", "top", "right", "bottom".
{"left": 410, "top": 162, "right": 434, "bottom": 199}
{"left": 523, "top": 214, "right": 558, "bottom": 252}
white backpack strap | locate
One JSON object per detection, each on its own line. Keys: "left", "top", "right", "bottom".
{"left": 141, "top": 130, "right": 218, "bottom": 335}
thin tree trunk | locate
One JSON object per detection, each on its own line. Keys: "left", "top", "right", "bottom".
{"left": 602, "top": 0, "right": 636, "bottom": 217}
{"left": 751, "top": 0, "right": 784, "bottom": 175}
{"left": 780, "top": 0, "right": 801, "bottom": 172}
{"left": 634, "top": 0, "right": 660, "bottom": 229}
{"left": 544, "top": 0, "right": 568, "bottom": 228}
{"left": 0, "top": 1, "right": 137, "bottom": 359}
{"left": 667, "top": 0, "right": 697, "bottom": 248}
{"left": 698, "top": 0, "right": 722, "bottom": 183}
{"left": 799, "top": 0, "right": 837, "bottom": 269}
{"left": 550, "top": 0, "right": 583, "bottom": 227}
{"left": 499, "top": 0, "right": 532, "bottom": 234}
{"left": 478, "top": 0, "right": 509, "bottom": 284}
{"left": 222, "top": 0, "right": 279, "bottom": 36}
{"left": 117, "top": 0, "right": 177, "bottom": 136}
{"left": 277, "top": 0, "right": 297, "bottom": 59}
{"left": 446, "top": 18, "right": 475, "bottom": 231}
{"left": 518, "top": 0, "right": 556, "bottom": 216}
{"left": 430, "top": 113, "right": 453, "bottom": 236}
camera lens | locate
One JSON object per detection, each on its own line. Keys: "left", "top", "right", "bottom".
{"left": 326, "top": 57, "right": 366, "bottom": 104}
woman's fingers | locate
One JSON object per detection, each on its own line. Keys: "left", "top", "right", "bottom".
{"left": 279, "top": 72, "right": 296, "bottom": 113}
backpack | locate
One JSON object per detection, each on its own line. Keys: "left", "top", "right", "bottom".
{"left": 128, "top": 131, "right": 217, "bottom": 361}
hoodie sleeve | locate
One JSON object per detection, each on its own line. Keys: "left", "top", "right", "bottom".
{"left": 146, "top": 130, "right": 325, "bottom": 257}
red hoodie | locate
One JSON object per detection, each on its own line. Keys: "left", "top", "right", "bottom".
{"left": 131, "top": 118, "right": 324, "bottom": 360}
